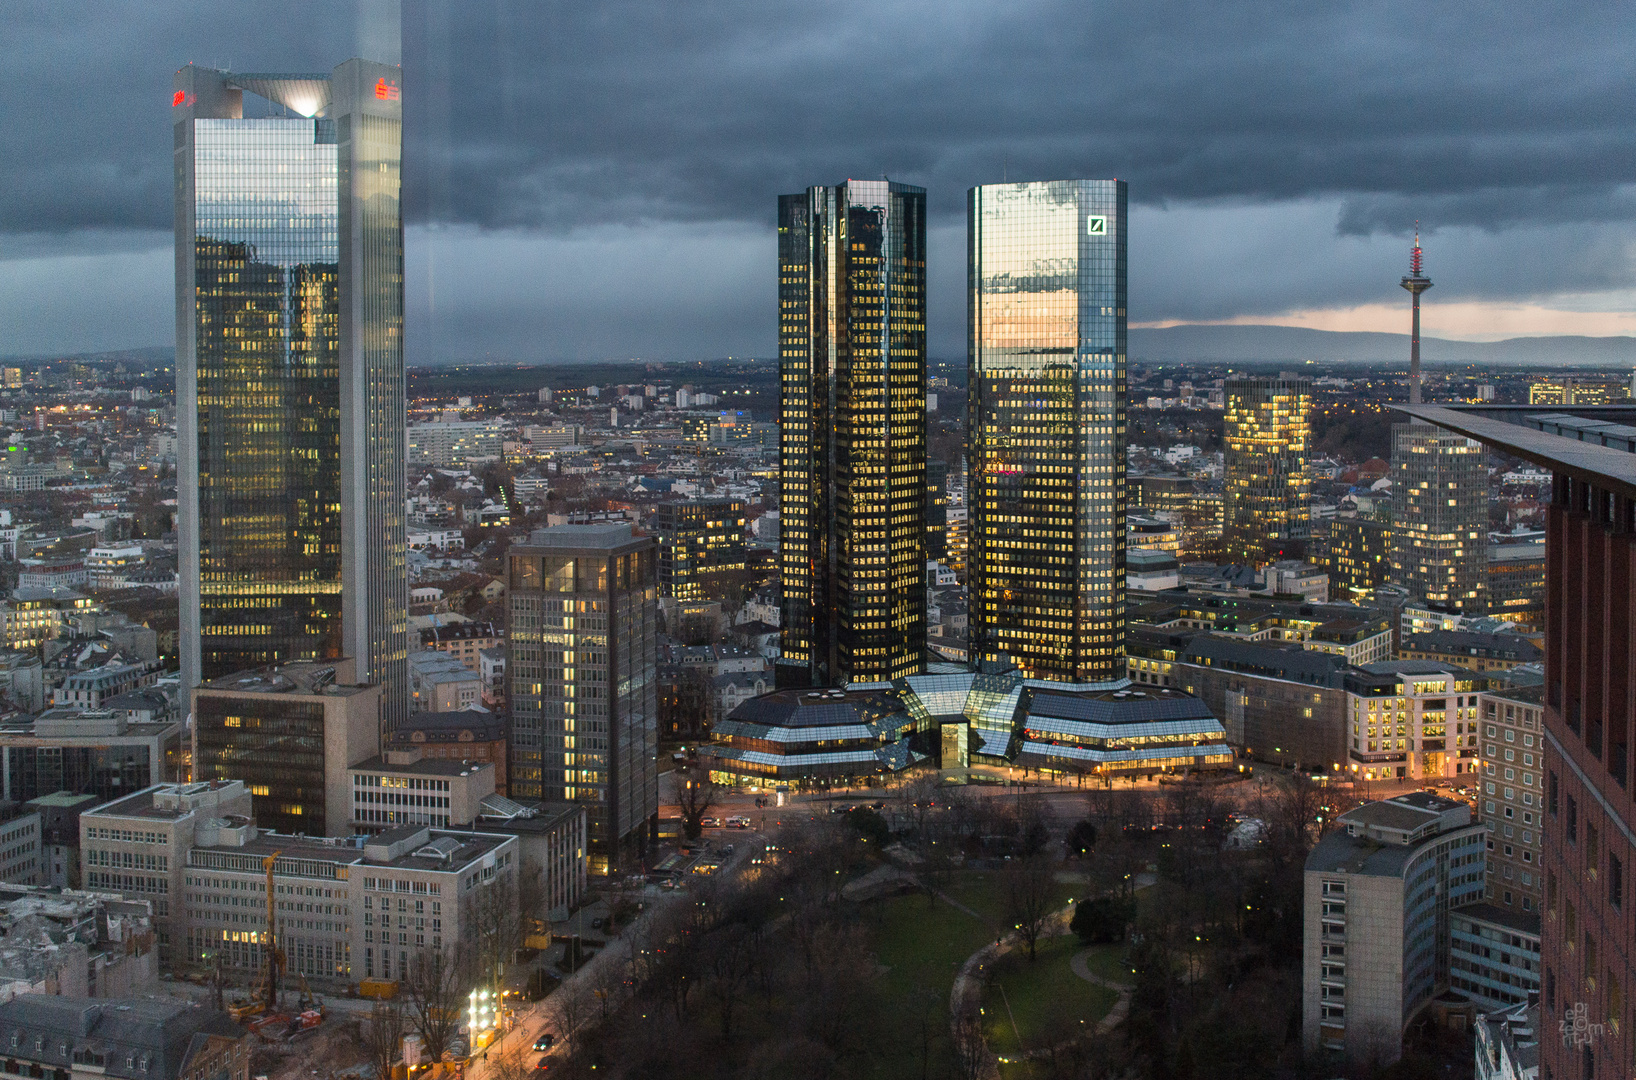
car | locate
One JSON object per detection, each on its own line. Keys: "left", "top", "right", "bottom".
{"left": 534, "top": 1058, "right": 552, "bottom": 1073}
{"left": 533, "top": 1034, "right": 556, "bottom": 1052}
{"left": 870, "top": 801, "right": 884, "bottom": 810}
{"left": 700, "top": 816, "right": 722, "bottom": 828}
{"left": 726, "top": 815, "right": 751, "bottom": 828}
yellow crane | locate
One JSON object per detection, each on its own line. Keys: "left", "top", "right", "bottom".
{"left": 263, "top": 852, "right": 285, "bottom": 1011}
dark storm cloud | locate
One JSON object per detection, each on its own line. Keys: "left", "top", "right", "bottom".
{"left": 5, "top": 0, "right": 1635, "bottom": 241}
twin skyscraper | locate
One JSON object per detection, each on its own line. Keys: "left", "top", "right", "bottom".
{"left": 777, "top": 179, "right": 1129, "bottom": 689}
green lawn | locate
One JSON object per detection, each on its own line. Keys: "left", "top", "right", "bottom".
{"left": 939, "top": 869, "right": 1083, "bottom": 927}
{"left": 870, "top": 890, "right": 994, "bottom": 1010}
{"left": 1076, "top": 942, "right": 1135, "bottom": 986}
{"left": 983, "top": 936, "right": 1120, "bottom": 1061}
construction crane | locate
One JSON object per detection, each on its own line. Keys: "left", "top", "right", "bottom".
{"left": 263, "top": 852, "right": 285, "bottom": 1011}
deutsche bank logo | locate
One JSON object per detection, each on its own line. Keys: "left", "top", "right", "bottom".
{"left": 1086, "top": 216, "right": 1108, "bottom": 236}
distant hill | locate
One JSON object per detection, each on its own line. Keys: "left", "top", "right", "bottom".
{"left": 1129, "top": 324, "right": 1636, "bottom": 367}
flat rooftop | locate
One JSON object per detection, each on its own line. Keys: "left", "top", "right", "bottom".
{"left": 198, "top": 660, "right": 374, "bottom": 697}
{"left": 349, "top": 755, "right": 493, "bottom": 777}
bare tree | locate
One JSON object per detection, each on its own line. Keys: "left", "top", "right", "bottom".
{"left": 1003, "top": 853, "right": 1059, "bottom": 961}
{"left": 675, "top": 766, "right": 719, "bottom": 840}
{"left": 470, "top": 871, "right": 521, "bottom": 990}
{"left": 361, "top": 1002, "right": 406, "bottom": 1080}
{"left": 402, "top": 945, "right": 464, "bottom": 1063}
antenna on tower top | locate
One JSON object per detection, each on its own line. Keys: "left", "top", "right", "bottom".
{"left": 1410, "top": 221, "right": 1424, "bottom": 277}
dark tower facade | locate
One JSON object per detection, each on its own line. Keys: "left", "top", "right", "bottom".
{"left": 967, "top": 180, "right": 1127, "bottom": 682}
{"left": 777, "top": 181, "right": 928, "bottom": 687}
{"left": 174, "top": 62, "right": 408, "bottom": 731}
{"left": 1401, "top": 227, "right": 1432, "bottom": 405}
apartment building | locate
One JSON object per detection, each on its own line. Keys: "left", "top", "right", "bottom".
{"left": 1477, "top": 685, "right": 1546, "bottom": 911}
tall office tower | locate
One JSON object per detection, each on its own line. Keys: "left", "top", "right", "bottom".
{"left": 1397, "top": 403, "right": 1636, "bottom": 1080}
{"left": 1390, "top": 423, "right": 1488, "bottom": 613}
{"left": 507, "top": 524, "right": 658, "bottom": 871}
{"left": 967, "top": 180, "right": 1127, "bottom": 682}
{"left": 1222, "top": 377, "right": 1312, "bottom": 565}
{"left": 174, "top": 62, "right": 408, "bottom": 734}
{"left": 1400, "top": 228, "right": 1432, "bottom": 405}
{"left": 777, "top": 181, "right": 927, "bottom": 687}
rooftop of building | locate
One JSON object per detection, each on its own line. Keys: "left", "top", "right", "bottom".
{"left": 1401, "top": 629, "right": 1544, "bottom": 660}
{"left": 196, "top": 660, "right": 373, "bottom": 698}
{"left": 23, "top": 791, "right": 100, "bottom": 810}
{"left": 725, "top": 686, "right": 908, "bottom": 729}
{"left": 1452, "top": 901, "right": 1542, "bottom": 938}
{"left": 1308, "top": 792, "right": 1478, "bottom": 875}
{"left": 517, "top": 522, "right": 644, "bottom": 550}
{"left": 389, "top": 708, "right": 505, "bottom": 744}
{"left": 0, "top": 994, "right": 242, "bottom": 1080}
{"left": 1179, "top": 635, "right": 1352, "bottom": 685}
{"left": 1484, "top": 683, "right": 1545, "bottom": 707}
{"left": 420, "top": 621, "right": 501, "bottom": 644}
{"left": 349, "top": 754, "right": 494, "bottom": 778}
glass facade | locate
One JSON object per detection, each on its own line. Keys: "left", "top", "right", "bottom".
{"left": 176, "top": 62, "right": 407, "bottom": 729}
{"left": 194, "top": 695, "right": 327, "bottom": 835}
{"left": 191, "top": 118, "right": 345, "bottom": 679}
{"left": 508, "top": 527, "right": 659, "bottom": 870}
{"left": 1390, "top": 423, "right": 1488, "bottom": 613}
{"left": 778, "top": 181, "right": 927, "bottom": 686}
{"left": 654, "top": 498, "right": 749, "bottom": 602}
{"left": 1223, "top": 377, "right": 1312, "bottom": 564}
{"left": 967, "top": 180, "right": 1127, "bottom": 682}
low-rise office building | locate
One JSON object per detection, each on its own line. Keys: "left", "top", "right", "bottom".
{"left": 0, "top": 709, "right": 184, "bottom": 805}
{"left": 82, "top": 782, "right": 520, "bottom": 988}
{"left": 348, "top": 750, "right": 497, "bottom": 832}
{"left": 1303, "top": 793, "right": 1488, "bottom": 1066}
{"left": 1013, "top": 685, "right": 1233, "bottom": 779}
{"left": 0, "top": 809, "right": 42, "bottom": 887}
{"left": 1174, "top": 636, "right": 1352, "bottom": 772}
{"left": 192, "top": 662, "right": 381, "bottom": 837}
{"left": 700, "top": 687, "right": 920, "bottom": 788}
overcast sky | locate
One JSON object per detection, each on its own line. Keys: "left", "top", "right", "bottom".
{"left": 4, "top": 0, "right": 1635, "bottom": 362}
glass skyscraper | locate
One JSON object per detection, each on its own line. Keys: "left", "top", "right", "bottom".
{"left": 967, "top": 180, "right": 1127, "bottom": 683}
{"left": 778, "top": 180, "right": 927, "bottom": 687}
{"left": 1390, "top": 423, "right": 1488, "bottom": 613}
{"left": 1223, "top": 377, "right": 1313, "bottom": 565}
{"left": 174, "top": 61, "right": 408, "bottom": 732}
